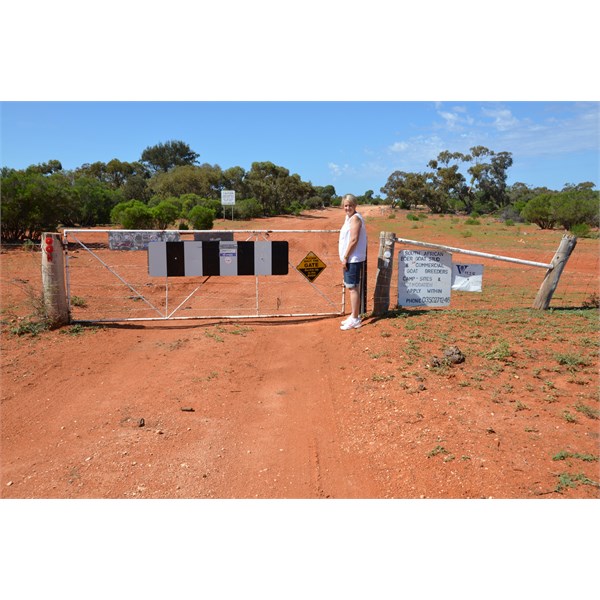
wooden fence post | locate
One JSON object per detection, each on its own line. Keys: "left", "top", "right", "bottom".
{"left": 532, "top": 234, "right": 578, "bottom": 310}
{"left": 373, "top": 231, "right": 396, "bottom": 316}
{"left": 41, "top": 232, "right": 70, "bottom": 326}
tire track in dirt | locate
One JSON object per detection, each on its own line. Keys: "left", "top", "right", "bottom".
{"left": 210, "top": 318, "right": 365, "bottom": 498}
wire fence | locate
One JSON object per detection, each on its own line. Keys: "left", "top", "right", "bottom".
{"left": 368, "top": 234, "right": 599, "bottom": 312}
{"left": 2, "top": 227, "right": 598, "bottom": 326}
{"left": 1, "top": 243, "right": 46, "bottom": 321}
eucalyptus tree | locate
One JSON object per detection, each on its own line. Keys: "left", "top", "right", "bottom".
{"left": 147, "top": 164, "right": 222, "bottom": 200}
{"left": 74, "top": 160, "right": 151, "bottom": 200}
{"left": 220, "top": 166, "right": 248, "bottom": 198}
{"left": 245, "top": 161, "right": 313, "bottom": 215}
{"left": 313, "top": 184, "right": 337, "bottom": 205}
{"left": 466, "top": 146, "right": 513, "bottom": 212}
{"left": 427, "top": 151, "right": 469, "bottom": 212}
{"left": 71, "top": 176, "right": 123, "bottom": 226}
{"left": 140, "top": 140, "right": 200, "bottom": 173}
{"left": 25, "top": 160, "right": 63, "bottom": 175}
{"left": 380, "top": 171, "right": 430, "bottom": 210}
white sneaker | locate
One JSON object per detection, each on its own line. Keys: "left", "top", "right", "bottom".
{"left": 340, "top": 317, "right": 361, "bottom": 330}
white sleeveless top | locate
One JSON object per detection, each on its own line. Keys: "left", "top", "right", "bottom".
{"left": 338, "top": 212, "right": 367, "bottom": 262}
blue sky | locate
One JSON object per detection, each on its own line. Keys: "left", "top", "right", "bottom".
{"left": 1, "top": 101, "right": 600, "bottom": 194}
{"left": 1, "top": 101, "right": 598, "bottom": 195}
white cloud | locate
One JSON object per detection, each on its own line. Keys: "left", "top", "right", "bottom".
{"left": 361, "top": 161, "right": 390, "bottom": 176}
{"left": 438, "top": 110, "right": 462, "bottom": 130}
{"left": 485, "top": 103, "right": 599, "bottom": 156}
{"left": 435, "top": 105, "right": 475, "bottom": 131}
{"left": 388, "top": 141, "right": 409, "bottom": 152}
{"left": 388, "top": 135, "right": 447, "bottom": 163}
{"left": 328, "top": 161, "right": 351, "bottom": 178}
{"left": 481, "top": 107, "right": 520, "bottom": 131}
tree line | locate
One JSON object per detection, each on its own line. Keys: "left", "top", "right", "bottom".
{"left": 0, "top": 140, "right": 341, "bottom": 242}
{"left": 1, "top": 140, "right": 597, "bottom": 243}
{"left": 380, "top": 146, "right": 598, "bottom": 235}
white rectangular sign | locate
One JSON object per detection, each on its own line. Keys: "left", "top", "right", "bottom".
{"left": 221, "top": 190, "right": 236, "bottom": 205}
{"left": 452, "top": 263, "right": 483, "bottom": 292}
{"left": 398, "top": 250, "right": 452, "bottom": 307}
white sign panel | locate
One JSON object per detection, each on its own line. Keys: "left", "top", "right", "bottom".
{"left": 398, "top": 250, "right": 452, "bottom": 307}
{"left": 219, "top": 241, "right": 238, "bottom": 276}
{"left": 452, "top": 263, "right": 484, "bottom": 292}
{"left": 221, "top": 190, "right": 236, "bottom": 205}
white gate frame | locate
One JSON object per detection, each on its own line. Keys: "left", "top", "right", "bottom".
{"left": 62, "top": 229, "right": 345, "bottom": 322}
{"left": 394, "top": 236, "right": 553, "bottom": 269}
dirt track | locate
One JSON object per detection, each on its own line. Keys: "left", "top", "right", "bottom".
{"left": 1, "top": 206, "right": 599, "bottom": 500}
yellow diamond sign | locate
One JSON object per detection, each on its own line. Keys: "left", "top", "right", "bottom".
{"left": 297, "top": 251, "right": 327, "bottom": 282}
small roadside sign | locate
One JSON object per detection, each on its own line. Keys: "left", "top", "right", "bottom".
{"left": 297, "top": 251, "right": 326, "bottom": 282}
{"left": 221, "top": 190, "right": 236, "bottom": 205}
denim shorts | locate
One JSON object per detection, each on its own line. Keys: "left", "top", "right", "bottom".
{"left": 343, "top": 261, "right": 363, "bottom": 288}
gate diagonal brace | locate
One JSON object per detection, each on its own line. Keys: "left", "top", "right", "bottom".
{"left": 166, "top": 277, "right": 211, "bottom": 319}
{"left": 67, "top": 233, "right": 164, "bottom": 317}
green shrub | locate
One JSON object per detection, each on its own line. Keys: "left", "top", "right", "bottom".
{"left": 569, "top": 223, "right": 591, "bottom": 237}
{"left": 233, "top": 198, "right": 263, "bottom": 220}
{"left": 187, "top": 205, "right": 215, "bottom": 230}
{"left": 521, "top": 193, "right": 557, "bottom": 229}
{"left": 522, "top": 190, "right": 600, "bottom": 231}
{"left": 552, "top": 190, "right": 599, "bottom": 230}
{"left": 151, "top": 199, "right": 181, "bottom": 229}
{"left": 110, "top": 200, "right": 154, "bottom": 229}
{"left": 303, "top": 196, "right": 323, "bottom": 210}
{"left": 287, "top": 201, "right": 304, "bottom": 216}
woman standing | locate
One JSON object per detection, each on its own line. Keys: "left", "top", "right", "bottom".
{"left": 338, "top": 194, "right": 367, "bottom": 330}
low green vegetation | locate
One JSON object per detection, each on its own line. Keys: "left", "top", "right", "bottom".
{"left": 9, "top": 318, "right": 50, "bottom": 337}
{"left": 482, "top": 340, "right": 513, "bottom": 362}
{"left": 554, "top": 472, "right": 600, "bottom": 493}
{"left": 553, "top": 450, "right": 598, "bottom": 462}
{"left": 427, "top": 445, "right": 450, "bottom": 458}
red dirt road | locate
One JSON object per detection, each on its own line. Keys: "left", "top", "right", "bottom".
{"left": 2, "top": 206, "right": 599, "bottom": 500}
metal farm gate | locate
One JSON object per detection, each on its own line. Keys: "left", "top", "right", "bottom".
{"left": 62, "top": 229, "right": 345, "bottom": 323}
